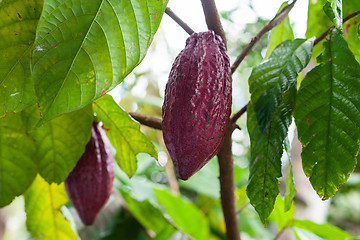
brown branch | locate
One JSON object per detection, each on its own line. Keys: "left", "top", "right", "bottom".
{"left": 230, "top": 0, "right": 297, "bottom": 74}
{"left": 230, "top": 103, "right": 248, "bottom": 124}
{"left": 217, "top": 124, "right": 240, "bottom": 240}
{"left": 128, "top": 112, "right": 162, "bottom": 130}
{"left": 200, "top": 0, "right": 227, "bottom": 48}
{"left": 200, "top": 1, "right": 240, "bottom": 239}
{"left": 165, "top": 7, "right": 194, "bottom": 35}
{"left": 314, "top": 10, "right": 360, "bottom": 46}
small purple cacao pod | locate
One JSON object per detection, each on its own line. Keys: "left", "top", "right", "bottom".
{"left": 162, "top": 30, "right": 232, "bottom": 180}
{"left": 65, "top": 122, "right": 114, "bottom": 225}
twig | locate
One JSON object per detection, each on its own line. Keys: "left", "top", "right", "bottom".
{"left": 200, "top": 0, "right": 227, "bottom": 48}
{"left": 274, "top": 226, "right": 289, "bottom": 240}
{"left": 165, "top": 7, "right": 195, "bottom": 35}
{"left": 158, "top": 132, "right": 180, "bottom": 195}
{"left": 314, "top": 10, "right": 360, "bottom": 46}
{"left": 128, "top": 112, "right": 162, "bottom": 130}
{"left": 230, "top": 103, "right": 248, "bottom": 124}
{"left": 230, "top": 0, "right": 297, "bottom": 74}
{"left": 217, "top": 124, "right": 241, "bottom": 240}
{"left": 236, "top": 202, "right": 250, "bottom": 214}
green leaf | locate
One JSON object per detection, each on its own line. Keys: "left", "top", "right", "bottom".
{"left": 0, "top": 112, "right": 37, "bottom": 207}
{"left": 247, "top": 39, "right": 312, "bottom": 221}
{"left": 93, "top": 94, "right": 157, "bottom": 177}
{"left": 24, "top": 175, "right": 76, "bottom": 240}
{"left": 0, "top": 0, "right": 43, "bottom": 117}
{"left": 249, "top": 39, "right": 313, "bottom": 133}
{"left": 265, "top": 2, "right": 294, "bottom": 58}
{"left": 29, "top": 105, "right": 93, "bottom": 184}
{"left": 323, "top": 2, "right": 336, "bottom": 25}
{"left": 31, "top": 0, "right": 168, "bottom": 123}
{"left": 268, "top": 195, "right": 294, "bottom": 231}
{"left": 294, "top": 28, "right": 360, "bottom": 199}
{"left": 246, "top": 90, "right": 294, "bottom": 222}
{"left": 284, "top": 137, "right": 296, "bottom": 212}
{"left": 119, "top": 188, "right": 175, "bottom": 239}
{"left": 155, "top": 189, "right": 209, "bottom": 240}
{"left": 290, "top": 219, "right": 352, "bottom": 240}
{"left": 306, "top": 0, "right": 333, "bottom": 58}
{"left": 284, "top": 161, "right": 296, "bottom": 212}
{"left": 323, "top": 0, "right": 343, "bottom": 29}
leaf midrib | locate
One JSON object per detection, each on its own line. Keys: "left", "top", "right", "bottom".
{"left": 323, "top": 34, "right": 335, "bottom": 198}
{"left": 41, "top": 1, "right": 106, "bottom": 120}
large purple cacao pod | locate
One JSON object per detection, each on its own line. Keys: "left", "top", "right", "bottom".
{"left": 65, "top": 122, "right": 114, "bottom": 225}
{"left": 162, "top": 30, "right": 232, "bottom": 180}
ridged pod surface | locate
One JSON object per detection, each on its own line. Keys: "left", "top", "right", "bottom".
{"left": 162, "top": 30, "right": 232, "bottom": 180}
{"left": 65, "top": 122, "right": 114, "bottom": 225}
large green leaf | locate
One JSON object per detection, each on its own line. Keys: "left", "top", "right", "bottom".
{"left": 0, "top": 112, "right": 37, "bottom": 207}
{"left": 0, "top": 0, "right": 43, "bottom": 117}
{"left": 265, "top": 2, "right": 294, "bottom": 58}
{"left": 294, "top": 28, "right": 360, "bottom": 199}
{"left": 28, "top": 105, "right": 93, "bottom": 184}
{"left": 93, "top": 94, "right": 157, "bottom": 177}
{"left": 31, "top": 0, "right": 168, "bottom": 123}
{"left": 24, "top": 175, "right": 76, "bottom": 240}
{"left": 249, "top": 39, "right": 313, "bottom": 133}
{"left": 155, "top": 189, "right": 209, "bottom": 240}
{"left": 291, "top": 219, "right": 352, "bottom": 240}
{"left": 247, "top": 39, "right": 312, "bottom": 221}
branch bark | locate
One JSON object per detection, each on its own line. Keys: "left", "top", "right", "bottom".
{"left": 217, "top": 124, "right": 240, "bottom": 240}
{"left": 230, "top": 0, "right": 297, "bottom": 74}
{"left": 165, "top": 8, "right": 195, "bottom": 35}
{"left": 230, "top": 103, "right": 248, "bottom": 124}
{"left": 200, "top": 0, "right": 227, "bottom": 48}
{"left": 314, "top": 10, "right": 360, "bottom": 46}
{"left": 128, "top": 112, "right": 162, "bottom": 130}
{"left": 199, "top": 0, "right": 242, "bottom": 239}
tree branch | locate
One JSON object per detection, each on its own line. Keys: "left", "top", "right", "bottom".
{"left": 314, "top": 10, "right": 360, "bottom": 46}
{"left": 230, "top": 103, "right": 248, "bottom": 124}
{"left": 230, "top": 0, "right": 297, "bottom": 74}
{"left": 165, "top": 7, "right": 195, "bottom": 35}
{"left": 200, "top": 0, "right": 227, "bottom": 48}
{"left": 200, "top": 1, "right": 241, "bottom": 239}
{"left": 128, "top": 112, "right": 162, "bottom": 130}
{"left": 217, "top": 124, "right": 240, "bottom": 240}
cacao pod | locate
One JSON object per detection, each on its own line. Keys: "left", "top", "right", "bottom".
{"left": 162, "top": 30, "right": 232, "bottom": 180}
{"left": 65, "top": 122, "right": 114, "bottom": 225}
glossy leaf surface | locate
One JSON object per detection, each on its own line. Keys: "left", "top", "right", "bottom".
{"left": 249, "top": 38, "right": 313, "bottom": 133}
{"left": 295, "top": 28, "right": 360, "bottom": 199}
{"left": 31, "top": 0, "right": 168, "bottom": 122}
{"left": 93, "top": 95, "right": 157, "bottom": 177}
{"left": 247, "top": 39, "right": 312, "bottom": 221}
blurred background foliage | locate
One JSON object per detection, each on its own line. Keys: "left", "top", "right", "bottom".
{"left": 2, "top": 0, "right": 360, "bottom": 239}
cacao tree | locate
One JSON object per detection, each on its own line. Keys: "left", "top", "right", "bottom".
{"left": 0, "top": 0, "right": 360, "bottom": 239}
